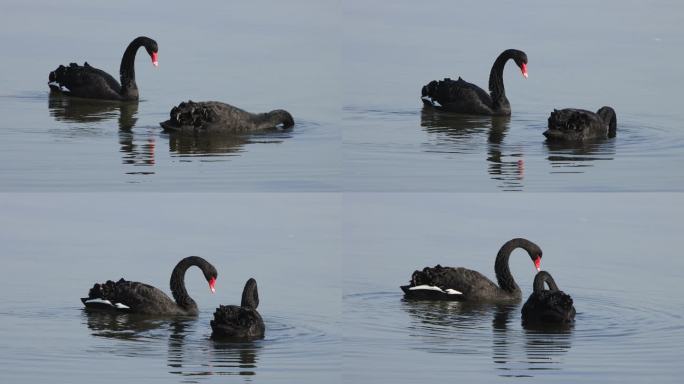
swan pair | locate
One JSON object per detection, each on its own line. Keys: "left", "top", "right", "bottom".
{"left": 48, "top": 36, "right": 294, "bottom": 133}
{"left": 81, "top": 256, "right": 265, "bottom": 341}
{"left": 421, "top": 49, "right": 617, "bottom": 141}
{"left": 401, "top": 238, "right": 576, "bottom": 325}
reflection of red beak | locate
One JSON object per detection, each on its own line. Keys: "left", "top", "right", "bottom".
{"left": 521, "top": 63, "right": 528, "bottom": 78}
{"left": 209, "top": 277, "right": 216, "bottom": 293}
{"left": 534, "top": 256, "right": 541, "bottom": 271}
{"left": 151, "top": 52, "right": 158, "bottom": 67}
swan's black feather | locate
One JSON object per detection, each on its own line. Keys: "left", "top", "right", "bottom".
{"left": 420, "top": 49, "right": 527, "bottom": 116}
{"left": 81, "top": 256, "right": 216, "bottom": 316}
{"left": 211, "top": 278, "right": 265, "bottom": 340}
{"left": 48, "top": 36, "right": 157, "bottom": 101}
{"left": 401, "top": 238, "right": 541, "bottom": 302}
{"left": 160, "top": 100, "right": 294, "bottom": 134}
{"left": 544, "top": 106, "right": 617, "bottom": 141}
{"left": 522, "top": 271, "right": 576, "bottom": 324}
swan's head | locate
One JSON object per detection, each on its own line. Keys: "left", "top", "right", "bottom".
{"left": 143, "top": 38, "right": 159, "bottom": 67}
{"left": 203, "top": 266, "right": 218, "bottom": 294}
{"left": 514, "top": 51, "right": 528, "bottom": 79}
{"left": 525, "top": 242, "right": 542, "bottom": 271}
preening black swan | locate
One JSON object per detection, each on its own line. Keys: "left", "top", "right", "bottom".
{"left": 544, "top": 106, "right": 617, "bottom": 141}
{"left": 421, "top": 49, "right": 528, "bottom": 116}
{"left": 211, "top": 278, "right": 265, "bottom": 340}
{"left": 48, "top": 36, "right": 158, "bottom": 101}
{"left": 521, "top": 271, "right": 575, "bottom": 324}
{"left": 401, "top": 238, "right": 542, "bottom": 302}
{"left": 81, "top": 256, "right": 217, "bottom": 315}
{"left": 160, "top": 101, "right": 295, "bottom": 134}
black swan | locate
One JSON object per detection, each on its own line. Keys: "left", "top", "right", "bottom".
{"left": 401, "top": 238, "right": 542, "bottom": 302}
{"left": 521, "top": 271, "right": 575, "bottom": 324}
{"left": 421, "top": 49, "right": 528, "bottom": 116}
{"left": 544, "top": 106, "right": 617, "bottom": 141}
{"left": 48, "top": 36, "right": 158, "bottom": 101}
{"left": 81, "top": 256, "right": 217, "bottom": 315}
{"left": 211, "top": 278, "right": 265, "bottom": 340}
{"left": 160, "top": 101, "right": 295, "bottom": 134}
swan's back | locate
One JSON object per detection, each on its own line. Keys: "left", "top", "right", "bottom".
{"left": 210, "top": 305, "right": 265, "bottom": 340}
{"left": 545, "top": 107, "right": 616, "bottom": 141}
{"left": 422, "top": 78, "right": 495, "bottom": 115}
{"left": 402, "top": 265, "right": 516, "bottom": 302}
{"left": 49, "top": 63, "right": 124, "bottom": 100}
{"left": 81, "top": 278, "right": 186, "bottom": 315}
{"left": 160, "top": 100, "right": 294, "bottom": 134}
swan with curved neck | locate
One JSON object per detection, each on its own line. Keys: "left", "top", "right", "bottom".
{"left": 522, "top": 271, "right": 575, "bottom": 324}
{"left": 210, "top": 278, "right": 265, "bottom": 340}
{"left": 49, "top": 36, "right": 158, "bottom": 101}
{"left": 544, "top": 106, "right": 617, "bottom": 141}
{"left": 160, "top": 100, "right": 295, "bottom": 134}
{"left": 81, "top": 256, "right": 217, "bottom": 315}
{"left": 421, "top": 49, "right": 528, "bottom": 116}
{"left": 401, "top": 238, "right": 542, "bottom": 302}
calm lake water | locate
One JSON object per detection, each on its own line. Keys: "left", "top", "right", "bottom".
{"left": 0, "top": 194, "right": 341, "bottom": 383}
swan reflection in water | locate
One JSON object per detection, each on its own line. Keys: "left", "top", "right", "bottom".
{"left": 401, "top": 300, "right": 573, "bottom": 376}
{"left": 545, "top": 138, "right": 616, "bottom": 174}
{"left": 82, "top": 311, "right": 261, "bottom": 379}
{"left": 420, "top": 109, "right": 524, "bottom": 191}
{"left": 47, "top": 93, "right": 156, "bottom": 171}
{"left": 48, "top": 92, "right": 139, "bottom": 129}
{"left": 492, "top": 304, "right": 574, "bottom": 377}
{"left": 166, "top": 129, "right": 292, "bottom": 157}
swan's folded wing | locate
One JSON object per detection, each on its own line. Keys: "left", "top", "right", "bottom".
{"left": 51, "top": 64, "right": 122, "bottom": 99}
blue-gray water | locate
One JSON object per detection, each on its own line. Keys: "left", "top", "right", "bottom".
{"left": 1, "top": 0, "right": 683, "bottom": 383}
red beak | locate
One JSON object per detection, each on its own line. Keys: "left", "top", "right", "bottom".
{"left": 521, "top": 62, "right": 528, "bottom": 78}
{"left": 534, "top": 256, "right": 541, "bottom": 271}
{"left": 151, "top": 52, "right": 158, "bottom": 67}
{"left": 209, "top": 277, "right": 216, "bottom": 293}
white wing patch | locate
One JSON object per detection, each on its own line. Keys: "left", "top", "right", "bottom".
{"left": 409, "top": 285, "right": 463, "bottom": 295}
{"left": 84, "top": 298, "right": 130, "bottom": 309}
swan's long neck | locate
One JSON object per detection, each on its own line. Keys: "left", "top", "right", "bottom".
{"left": 488, "top": 51, "right": 514, "bottom": 111}
{"left": 533, "top": 271, "right": 559, "bottom": 292}
{"left": 241, "top": 278, "right": 259, "bottom": 309}
{"left": 597, "top": 106, "right": 617, "bottom": 137}
{"left": 119, "top": 37, "right": 146, "bottom": 98}
{"left": 255, "top": 109, "right": 294, "bottom": 130}
{"left": 170, "top": 257, "right": 205, "bottom": 310}
{"left": 494, "top": 238, "right": 534, "bottom": 293}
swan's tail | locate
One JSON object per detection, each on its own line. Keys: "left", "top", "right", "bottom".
{"left": 596, "top": 106, "right": 617, "bottom": 138}
{"left": 48, "top": 63, "right": 85, "bottom": 93}
{"left": 80, "top": 278, "right": 129, "bottom": 306}
{"left": 160, "top": 100, "right": 211, "bottom": 131}
{"left": 421, "top": 80, "right": 440, "bottom": 106}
